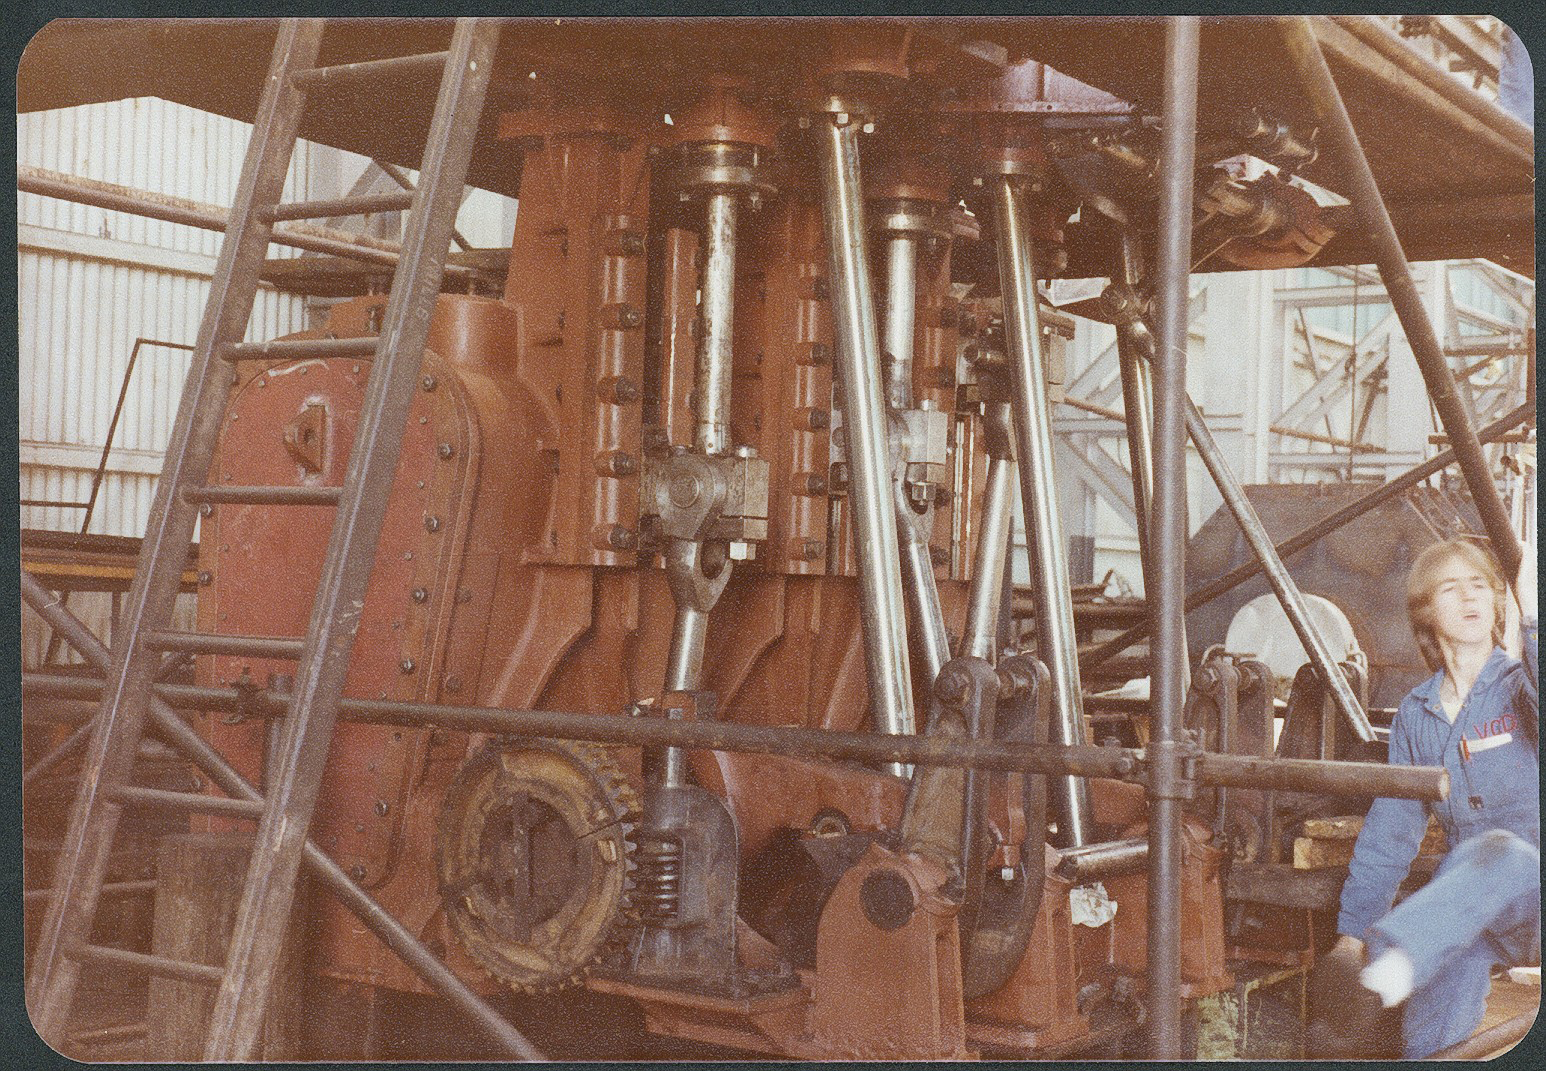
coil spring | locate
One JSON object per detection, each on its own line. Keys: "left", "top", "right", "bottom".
{"left": 634, "top": 833, "right": 683, "bottom": 924}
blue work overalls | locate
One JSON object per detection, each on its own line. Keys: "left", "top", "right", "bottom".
{"left": 1337, "top": 620, "right": 1540, "bottom": 1058}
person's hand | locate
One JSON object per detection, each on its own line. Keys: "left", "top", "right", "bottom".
{"left": 1333, "top": 934, "right": 1365, "bottom": 959}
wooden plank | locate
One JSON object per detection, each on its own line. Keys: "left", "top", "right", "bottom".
{"left": 1294, "top": 818, "right": 1447, "bottom": 868}
{"left": 1293, "top": 837, "right": 1354, "bottom": 869}
{"left": 1300, "top": 816, "right": 1364, "bottom": 840}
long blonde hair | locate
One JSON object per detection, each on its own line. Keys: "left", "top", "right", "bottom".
{"left": 1405, "top": 538, "right": 1507, "bottom": 672}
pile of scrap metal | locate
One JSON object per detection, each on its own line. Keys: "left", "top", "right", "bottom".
{"left": 19, "top": 15, "right": 1526, "bottom": 1061}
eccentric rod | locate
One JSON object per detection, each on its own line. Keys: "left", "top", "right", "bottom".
{"left": 961, "top": 402, "right": 1017, "bottom": 662}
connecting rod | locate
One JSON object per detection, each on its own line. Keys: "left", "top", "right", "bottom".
{"left": 817, "top": 112, "right": 917, "bottom": 766}
{"left": 656, "top": 139, "right": 766, "bottom": 786}
{"left": 1112, "top": 232, "right": 1190, "bottom": 691}
{"left": 991, "top": 174, "right": 1092, "bottom": 847}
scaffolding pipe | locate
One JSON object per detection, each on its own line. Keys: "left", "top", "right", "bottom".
{"left": 1081, "top": 402, "right": 1534, "bottom": 668}
{"left": 1146, "top": 16, "right": 1199, "bottom": 1059}
{"left": 16, "top": 166, "right": 486, "bottom": 284}
{"left": 1183, "top": 397, "right": 1376, "bottom": 742}
{"left": 1279, "top": 15, "right": 1522, "bottom": 580}
{"left": 21, "top": 668, "right": 1451, "bottom": 802}
{"left": 18, "top": 571, "right": 544, "bottom": 1060}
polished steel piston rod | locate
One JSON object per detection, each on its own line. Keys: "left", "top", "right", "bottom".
{"left": 992, "top": 175, "right": 1093, "bottom": 847}
{"left": 818, "top": 112, "right": 917, "bottom": 765}
{"left": 695, "top": 192, "right": 738, "bottom": 457}
{"left": 658, "top": 164, "right": 752, "bottom": 786}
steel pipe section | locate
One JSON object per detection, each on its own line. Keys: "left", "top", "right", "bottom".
{"left": 1146, "top": 16, "right": 1200, "bottom": 1060}
{"left": 695, "top": 191, "right": 739, "bottom": 456}
{"left": 817, "top": 113, "right": 917, "bottom": 755}
{"left": 992, "top": 176, "right": 1093, "bottom": 848}
{"left": 18, "top": 572, "right": 545, "bottom": 1061}
{"left": 1183, "top": 397, "right": 1377, "bottom": 742}
{"left": 1279, "top": 16, "right": 1521, "bottom": 580}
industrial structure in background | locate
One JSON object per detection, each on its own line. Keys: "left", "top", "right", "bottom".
{"left": 17, "top": 15, "right": 1535, "bottom": 1061}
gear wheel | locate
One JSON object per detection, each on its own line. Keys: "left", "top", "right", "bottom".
{"left": 435, "top": 737, "right": 639, "bottom": 993}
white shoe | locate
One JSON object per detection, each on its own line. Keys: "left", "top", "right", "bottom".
{"left": 1360, "top": 948, "right": 1415, "bottom": 1008}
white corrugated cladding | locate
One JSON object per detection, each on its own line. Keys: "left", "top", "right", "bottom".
{"left": 18, "top": 97, "right": 319, "bottom": 664}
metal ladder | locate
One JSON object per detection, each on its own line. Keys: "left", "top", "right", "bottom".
{"left": 26, "top": 18, "right": 499, "bottom": 1060}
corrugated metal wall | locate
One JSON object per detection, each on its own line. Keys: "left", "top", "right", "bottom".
{"left": 18, "top": 97, "right": 318, "bottom": 664}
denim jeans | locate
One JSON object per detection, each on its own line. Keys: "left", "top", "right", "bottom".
{"left": 1366, "top": 829, "right": 1541, "bottom": 1058}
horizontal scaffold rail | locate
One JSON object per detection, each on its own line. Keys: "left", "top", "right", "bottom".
{"left": 24, "top": 670, "right": 1448, "bottom": 803}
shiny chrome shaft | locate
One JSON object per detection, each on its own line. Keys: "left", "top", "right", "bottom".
{"left": 992, "top": 175, "right": 1093, "bottom": 847}
{"left": 696, "top": 192, "right": 738, "bottom": 455}
{"left": 962, "top": 454, "right": 1017, "bottom": 662}
{"left": 818, "top": 115, "right": 916, "bottom": 760}
{"left": 882, "top": 235, "right": 918, "bottom": 411}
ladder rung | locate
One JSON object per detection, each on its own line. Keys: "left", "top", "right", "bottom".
{"left": 263, "top": 191, "right": 415, "bottom": 223}
{"left": 68, "top": 1021, "right": 148, "bottom": 1047}
{"left": 221, "top": 336, "right": 379, "bottom": 362}
{"left": 72, "top": 943, "right": 224, "bottom": 985}
{"left": 111, "top": 785, "right": 266, "bottom": 819}
{"left": 291, "top": 50, "right": 450, "bottom": 92}
{"left": 24, "top": 880, "right": 157, "bottom": 904}
{"left": 143, "top": 630, "right": 305, "bottom": 660}
{"left": 185, "top": 485, "right": 342, "bottom": 506}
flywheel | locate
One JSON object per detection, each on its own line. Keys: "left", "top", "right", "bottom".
{"left": 435, "top": 737, "right": 639, "bottom": 993}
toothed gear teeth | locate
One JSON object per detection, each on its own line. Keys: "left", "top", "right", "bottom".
{"left": 435, "top": 736, "right": 639, "bottom": 994}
